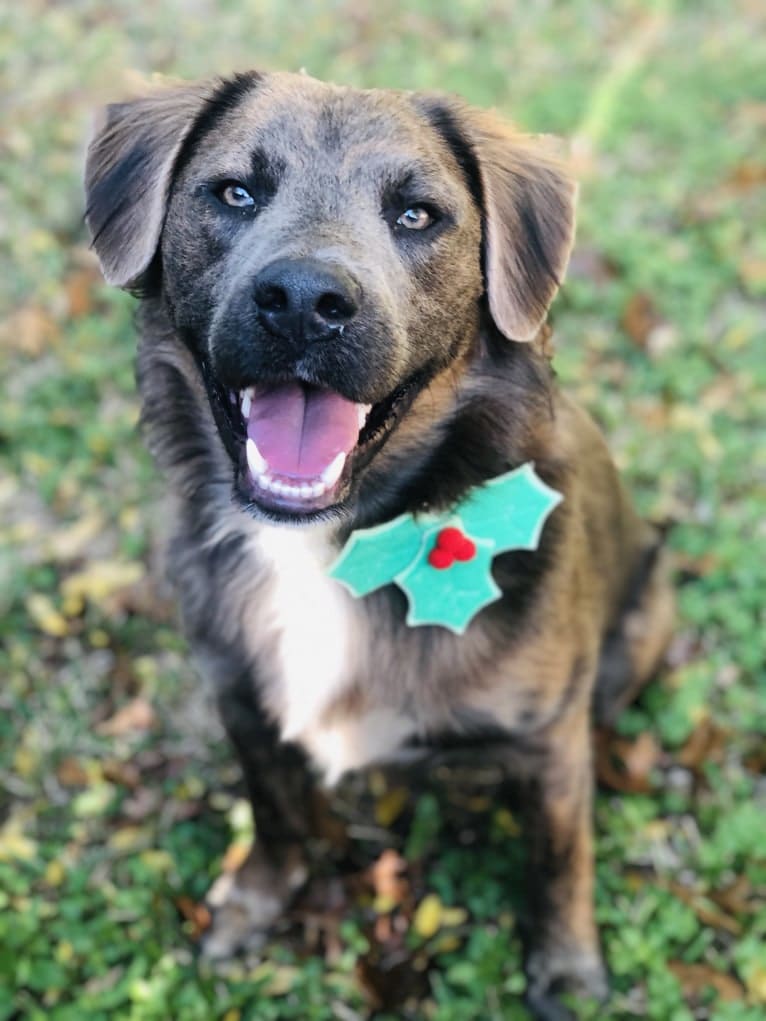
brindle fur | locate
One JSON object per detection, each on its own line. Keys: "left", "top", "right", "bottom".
{"left": 85, "top": 70, "right": 674, "bottom": 1020}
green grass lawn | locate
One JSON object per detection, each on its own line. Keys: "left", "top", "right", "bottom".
{"left": 1, "top": 1, "right": 764, "bottom": 1018}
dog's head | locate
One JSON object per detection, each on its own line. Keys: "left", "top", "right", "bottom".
{"left": 85, "top": 71, "right": 575, "bottom": 523}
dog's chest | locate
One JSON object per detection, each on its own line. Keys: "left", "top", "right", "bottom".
{"left": 248, "top": 525, "right": 418, "bottom": 781}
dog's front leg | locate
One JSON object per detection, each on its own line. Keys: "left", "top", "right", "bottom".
{"left": 201, "top": 669, "right": 313, "bottom": 959}
{"left": 518, "top": 701, "right": 608, "bottom": 1020}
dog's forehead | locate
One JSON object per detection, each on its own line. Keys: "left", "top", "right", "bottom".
{"left": 188, "top": 73, "right": 458, "bottom": 184}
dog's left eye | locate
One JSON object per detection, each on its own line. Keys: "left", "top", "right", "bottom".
{"left": 396, "top": 206, "right": 434, "bottom": 231}
{"left": 216, "top": 182, "right": 256, "bottom": 210}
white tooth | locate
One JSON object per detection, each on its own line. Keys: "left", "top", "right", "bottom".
{"left": 299, "top": 484, "right": 313, "bottom": 498}
{"left": 310, "top": 481, "right": 325, "bottom": 498}
{"left": 357, "top": 404, "right": 371, "bottom": 429}
{"left": 241, "top": 390, "right": 252, "bottom": 419}
{"left": 246, "top": 438, "right": 267, "bottom": 476}
{"left": 321, "top": 452, "right": 346, "bottom": 488}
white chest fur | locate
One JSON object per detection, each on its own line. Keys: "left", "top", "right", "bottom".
{"left": 247, "top": 523, "right": 417, "bottom": 784}
{"left": 251, "top": 524, "right": 353, "bottom": 741}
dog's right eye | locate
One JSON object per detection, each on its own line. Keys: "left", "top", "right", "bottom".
{"left": 215, "top": 182, "right": 257, "bottom": 210}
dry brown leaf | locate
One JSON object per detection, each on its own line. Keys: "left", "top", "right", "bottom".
{"left": 666, "top": 882, "right": 741, "bottom": 936}
{"left": 175, "top": 895, "right": 212, "bottom": 938}
{"left": 64, "top": 267, "right": 101, "bottom": 318}
{"left": 101, "top": 758, "right": 141, "bottom": 790}
{"left": 55, "top": 757, "right": 90, "bottom": 787}
{"left": 677, "top": 718, "right": 728, "bottom": 770}
{"left": 2, "top": 305, "right": 59, "bottom": 356}
{"left": 368, "top": 848, "right": 409, "bottom": 910}
{"left": 725, "top": 161, "right": 766, "bottom": 192}
{"left": 622, "top": 292, "right": 663, "bottom": 348}
{"left": 709, "top": 876, "right": 753, "bottom": 918}
{"left": 669, "top": 961, "right": 744, "bottom": 1002}
{"left": 595, "top": 730, "right": 661, "bottom": 793}
{"left": 96, "top": 697, "right": 157, "bottom": 737}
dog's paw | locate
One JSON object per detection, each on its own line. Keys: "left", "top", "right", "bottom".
{"left": 199, "top": 844, "right": 308, "bottom": 961}
{"left": 524, "top": 945, "right": 608, "bottom": 1021}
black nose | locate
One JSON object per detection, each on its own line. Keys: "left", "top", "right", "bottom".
{"left": 253, "top": 258, "right": 361, "bottom": 343}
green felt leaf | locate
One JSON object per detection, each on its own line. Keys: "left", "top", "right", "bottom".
{"left": 328, "top": 512, "right": 434, "bottom": 597}
{"left": 396, "top": 525, "right": 500, "bottom": 634}
{"left": 328, "top": 464, "right": 563, "bottom": 630}
{"left": 459, "top": 463, "right": 562, "bottom": 552}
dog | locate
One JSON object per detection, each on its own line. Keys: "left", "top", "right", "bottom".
{"left": 85, "top": 70, "right": 674, "bottom": 1020}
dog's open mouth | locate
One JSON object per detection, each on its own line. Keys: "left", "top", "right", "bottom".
{"left": 223, "top": 373, "right": 425, "bottom": 518}
{"left": 239, "top": 381, "right": 369, "bottom": 507}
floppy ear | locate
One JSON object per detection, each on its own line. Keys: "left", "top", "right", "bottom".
{"left": 84, "top": 82, "right": 215, "bottom": 289}
{"left": 417, "top": 98, "right": 577, "bottom": 342}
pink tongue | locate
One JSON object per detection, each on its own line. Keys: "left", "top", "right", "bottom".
{"left": 247, "top": 382, "right": 361, "bottom": 479}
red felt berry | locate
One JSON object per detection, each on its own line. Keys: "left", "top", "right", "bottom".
{"left": 436, "top": 527, "right": 466, "bottom": 555}
{"left": 454, "top": 537, "right": 476, "bottom": 561}
{"left": 428, "top": 547, "right": 454, "bottom": 570}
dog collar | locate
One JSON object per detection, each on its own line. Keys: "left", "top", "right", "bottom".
{"left": 328, "top": 463, "right": 562, "bottom": 633}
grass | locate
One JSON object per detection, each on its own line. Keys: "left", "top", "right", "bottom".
{"left": 1, "top": 1, "right": 764, "bottom": 1018}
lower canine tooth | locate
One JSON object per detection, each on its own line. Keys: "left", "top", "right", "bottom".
{"left": 321, "top": 452, "right": 346, "bottom": 488}
{"left": 246, "top": 438, "right": 267, "bottom": 475}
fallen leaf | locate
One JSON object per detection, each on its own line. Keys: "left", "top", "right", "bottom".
{"left": 368, "top": 849, "right": 409, "bottom": 912}
{"left": 677, "top": 718, "right": 728, "bottom": 770}
{"left": 710, "top": 876, "right": 752, "bottom": 917}
{"left": 26, "top": 593, "right": 68, "bottom": 637}
{"left": 746, "top": 965, "right": 766, "bottom": 1003}
{"left": 1, "top": 305, "right": 59, "bottom": 355}
{"left": 56, "top": 757, "right": 90, "bottom": 787}
{"left": 101, "top": 758, "right": 141, "bottom": 789}
{"left": 249, "top": 963, "right": 301, "bottom": 997}
{"left": 108, "top": 825, "right": 153, "bottom": 853}
{"left": 61, "top": 559, "right": 145, "bottom": 607}
{"left": 0, "top": 812, "right": 37, "bottom": 862}
{"left": 622, "top": 292, "right": 662, "bottom": 348}
{"left": 175, "top": 896, "right": 212, "bottom": 939}
{"left": 44, "top": 861, "right": 66, "bottom": 887}
{"left": 220, "top": 840, "right": 251, "bottom": 874}
{"left": 725, "top": 162, "right": 766, "bottom": 191}
{"left": 64, "top": 266, "right": 101, "bottom": 318}
{"left": 72, "top": 783, "right": 116, "bottom": 818}
{"left": 595, "top": 730, "right": 661, "bottom": 793}
{"left": 96, "top": 697, "right": 157, "bottom": 737}
{"left": 46, "top": 512, "right": 105, "bottom": 563}
{"left": 669, "top": 961, "right": 744, "bottom": 1002}
{"left": 374, "top": 787, "right": 409, "bottom": 827}
{"left": 667, "top": 882, "right": 741, "bottom": 936}
{"left": 739, "top": 258, "right": 766, "bottom": 291}
{"left": 413, "top": 893, "right": 443, "bottom": 939}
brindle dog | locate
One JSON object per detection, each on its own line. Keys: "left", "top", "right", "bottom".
{"left": 85, "top": 70, "right": 674, "bottom": 1019}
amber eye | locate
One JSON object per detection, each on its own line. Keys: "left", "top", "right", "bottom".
{"left": 396, "top": 206, "right": 434, "bottom": 230}
{"left": 218, "top": 182, "right": 256, "bottom": 209}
